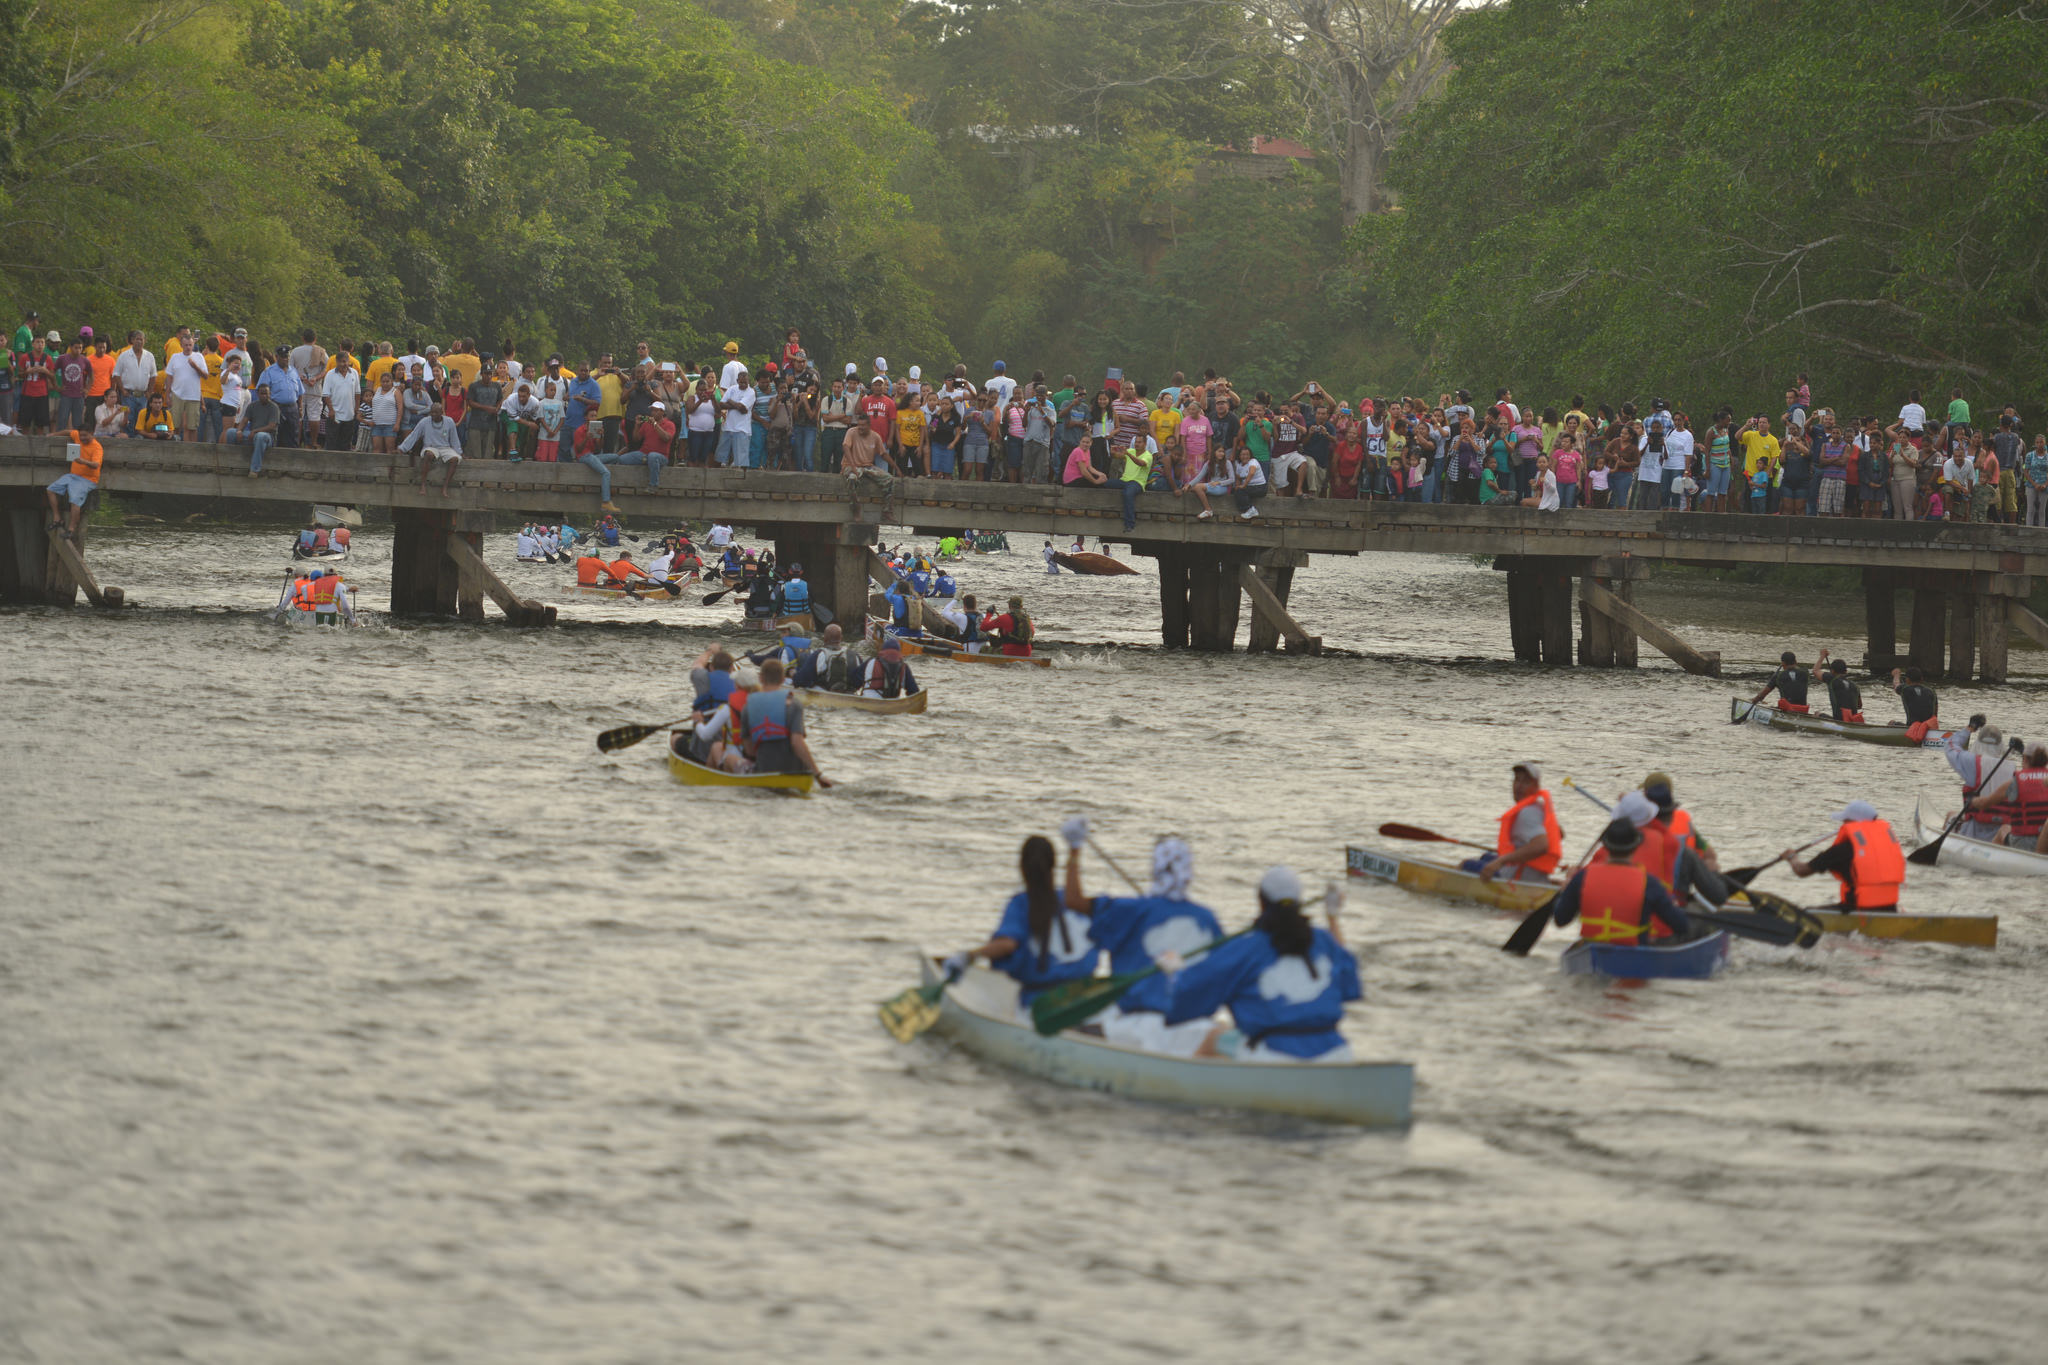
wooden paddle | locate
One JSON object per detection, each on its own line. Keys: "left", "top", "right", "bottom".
{"left": 1501, "top": 831, "right": 1600, "bottom": 956}
{"left": 1910, "top": 746, "right": 2013, "bottom": 866}
{"left": 1724, "top": 835, "right": 1831, "bottom": 886}
{"left": 1378, "top": 822, "right": 1492, "bottom": 854}
{"left": 702, "top": 587, "right": 734, "bottom": 606}
{"left": 1030, "top": 928, "right": 1253, "bottom": 1037}
{"left": 595, "top": 717, "right": 691, "bottom": 753}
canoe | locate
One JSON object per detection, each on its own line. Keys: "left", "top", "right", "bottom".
{"left": 1560, "top": 931, "right": 1730, "bottom": 980}
{"left": 666, "top": 744, "right": 815, "bottom": 794}
{"left": 893, "top": 636, "right": 1053, "bottom": 668}
{"left": 912, "top": 954, "right": 1414, "bottom": 1128}
{"left": 1052, "top": 551, "right": 1138, "bottom": 576}
{"left": 569, "top": 582, "right": 687, "bottom": 602}
{"left": 740, "top": 613, "right": 814, "bottom": 634}
{"left": 312, "top": 504, "right": 363, "bottom": 528}
{"left": 290, "top": 546, "right": 350, "bottom": 562}
{"left": 1729, "top": 698, "right": 1960, "bottom": 748}
{"left": 1912, "top": 797, "right": 2048, "bottom": 878}
{"left": 794, "top": 687, "right": 928, "bottom": 715}
{"left": 1806, "top": 909, "right": 1998, "bottom": 948}
{"left": 1346, "top": 842, "right": 1996, "bottom": 947}
{"left": 1344, "top": 844, "right": 1554, "bottom": 912}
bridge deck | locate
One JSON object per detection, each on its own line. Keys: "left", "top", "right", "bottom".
{"left": 5, "top": 438, "right": 2045, "bottom": 574}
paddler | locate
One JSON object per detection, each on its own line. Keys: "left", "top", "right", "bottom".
{"left": 1160, "top": 866, "right": 1361, "bottom": 1062}
{"left": 1468, "top": 760, "right": 1562, "bottom": 884}
{"left": 1550, "top": 817, "right": 1693, "bottom": 943}
{"left": 1059, "top": 826, "right": 1224, "bottom": 1054}
{"left": 516, "top": 525, "right": 540, "bottom": 560}
{"left": 310, "top": 568, "right": 356, "bottom": 626}
{"left": 859, "top": 636, "right": 918, "bottom": 700}
{"left": 331, "top": 525, "right": 351, "bottom": 554}
{"left": 982, "top": 594, "right": 1035, "bottom": 656}
{"left": 1749, "top": 649, "right": 1814, "bottom": 713}
{"left": 739, "top": 658, "right": 828, "bottom": 783}
{"left": 940, "top": 833, "right": 1100, "bottom": 1018}
{"left": 296, "top": 521, "right": 320, "bottom": 556}
{"left": 774, "top": 563, "right": 811, "bottom": 619}
{"left": 688, "top": 646, "right": 738, "bottom": 713}
{"left": 1591, "top": 790, "right": 1677, "bottom": 892}
{"left": 1972, "top": 742, "right": 2048, "bottom": 852}
{"left": 596, "top": 512, "right": 622, "bottom": 547}
{"left": 1043, "top": 539, "right": 1059, "bottom": 574}
{"left": 793, "top": 624, "right": 861, "bottom": 692}
{"left": 1783, "top": 800, "right": 1906, "bottom": 912}
{"left": 574, "top": 549, "right": 610, "bottom": 587}
{"left": 957, "top": 593, "right": 984, "bottom": 654}
{"left": 883, "top": 576, "right": 922, "bottom": 639}
{"left": 1943, "top": 720, "right": 2016, "bottom": 841}
{"left": 1821, "top": 657, "right": 1865, "bottom": 723}
{"left": 1889, "top": 666, "right": 1940, "bottom": 742}
{"left": 934, "top": 567, "right": 958, "bottom": 599}
{"left": 606, "top": 551, "right": 653, "bottom": 587}
{"left": 688, "top": 662, "right": 756, "bottom": 770}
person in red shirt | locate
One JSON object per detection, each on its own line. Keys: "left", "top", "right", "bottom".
{"left": 980, "top": 594, "right": 1035, "bottom": 656}
{"left": 613, "top": 399, "right": 674, "bottom": 491}
{"left": 857, "top": 377, "right": 897, "bottom": 447}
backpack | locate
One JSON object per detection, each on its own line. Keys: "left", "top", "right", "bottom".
{"left": 822, "top": 648, "right": 854, "bottom": 693}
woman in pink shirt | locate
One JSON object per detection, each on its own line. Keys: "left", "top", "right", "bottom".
{"left": 1551, "top": 435, "right": 1584, "bottom": 509}
{"left": 1063, "top": 437, "right": 1106, "bottom": 488}
{"left": 1177, "top": 400, "right": 1212, "bottom": 488}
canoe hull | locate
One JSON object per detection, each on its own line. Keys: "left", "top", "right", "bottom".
{"left": 1808, "top": 909, "right": 1998, "bottom": 948}
{"left": 793, "top": 687, "right": 928, "bottom": 715}
{"left": 915, "top": 956, "right": 1413, "bottom": 1128}
{"left": 570, "top": 582, "right": 686, "bottom": 602}
{"left": 1052, "top": 551, "right": 1138, "bottom": 576}
{"left": 1730, "top": 698, "right": 1959, "bottom": 748}
{"left": 1561, "top": 931, "right": 1730, "bottom": 980}
{"left": 891, "top": 635, "right": 1052, "bottom": 668}
{"left": 1345, "top": 844, "right": 1555, "bottom": 912}
{"left": 666, "top": 747, "right": 814, "bottom": 793}
{"left": 1913, "top": 799, "right": 2048, "bottom": 878}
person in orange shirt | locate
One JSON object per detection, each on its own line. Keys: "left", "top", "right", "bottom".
{"left": 83, "top": 328, "right": 116, "bottom": 404}
{"left": 44, "top": 428, "right": 105, "bottom": 540}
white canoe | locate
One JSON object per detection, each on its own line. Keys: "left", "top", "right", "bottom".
{"left": 1913, "top": 798, "right": 2048, "bottom": 877}
{"left": 913, "top": 954, "right": 1414, "bottom": 1128}
{"left": 794, "top": 687, "right": 928, "bottom": 715}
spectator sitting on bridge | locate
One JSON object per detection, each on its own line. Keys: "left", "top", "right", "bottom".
{"left": 399, "top": 399, "right": 465, "bottom": 495}
{"left": 92, "top": 389, "right": 127, "bottom": 440}
{"left": 135, "top": 392, "right": 176, "bottom": 441}
{"left": 841, "top": 418, "right": 896, "bottom": 498}
{"left": 44, "top": 428, "right": 104, "bottom": 540}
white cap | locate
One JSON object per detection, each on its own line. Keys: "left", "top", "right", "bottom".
{"left": 1258, "top": 865, "right": 1303, "bottom": 905}
{"left": 1828, "top": 800, "right": 1880, "bottom": 823}
{"left": 874, "top": 356, "right": 888, "bottom": 373}
{"left": 734, "top": 665, "right": 761, "bottom": 690}
{"left": 1512, "top": 760, "right": 1543, "bottom": 783}
{"left": 1614, "top": 791, "right": 1658, "bottom": 829}
{"left": 845, "top": 361, "right": 857, "bottom": 377}
{"left": 650, "top": 401, "right": 666, "bottom": 411}
{"left": 909, "top": 365, "right": 921, "bottom": 380}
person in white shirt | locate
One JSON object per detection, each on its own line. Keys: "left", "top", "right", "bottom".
{"left": 516, "top": 526, "right": 540, "bottom": 560}
{"left": 1522, "top": 453, "right": 1561, "bottom": 510}
{"left": 647, "top": 548, "right": 675, "bottom": 578}
{"left": 219, "top": 355, "right": 248, "bottom": 426}
{"left": 1663, "top": 417, "right": 1695, "bottom": 508}
{"left": 398, "top": 400, "right": 465, "bottom": 494}
{"left": 162, "top": 344, "right": 208, "bottom": 441}
{"left": 984, "top": 361, "right": 1017, "bottom": 406}
{"left": 717, "top": 375, "right": 757, "bottom": 467}
{"left": 1899, "top": 390, "right": 1927, "bottom": 433}
{"left": 719, "top": 342, "right": 747, "bottom": 390}
{"left": 321, "top": 359, "right": 362, "bottom": 452}
{"left": 111, "top": 331, "right": 157, "bottom": 429}
{"left": 707, "top": 522, "right": 734, "bottom": 549}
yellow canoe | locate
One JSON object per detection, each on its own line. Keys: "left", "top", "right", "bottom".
{"left": 1348, "top": 844, "right": 1997, "bottom": 947}
{"left": 891, "top": 637, "right": 1052, "bottom": 668}
{"left": 570, "top": 581, "right": 687, "bottom": 602}
{"left": 1344, "top": 845, "right": 1555, "bottom": 911}
{"left": 793, "top": 688, "right": 929, "bottom": 715}
{"left": 666, "top": 749, "right": 815, "bottom": 794}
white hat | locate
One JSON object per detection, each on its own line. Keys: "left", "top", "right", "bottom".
{"left": 845, "top": 361, "right": 857, "bottom": 377}
{"left": 1614, "top": 791, "right": 1658, "bottom": 829}
{"left": 734, "top": 665, "right": 761, "bottom": 690}
{"left": 874, "top": 356, "right": 888, "bottom": 373}
{"left": 1828, "top": 800, "right": 1880, "bottom": 823}
{"left": 1512, "top": 760, "right": 1543, "bottom": 783}
{"left": 650, "top": 401, "right": 666, "bottom": 411}
{"left": 909, "top": 365, "right": 921, "bottom": 380}
{"left": 1258, "top": 865, "right": 1303, "bottom": 905}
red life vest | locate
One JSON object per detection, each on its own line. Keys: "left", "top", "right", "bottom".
{"left": 1984, "top": 766, "right": 2048, "bottom": 836}
{"left": 1576, "top": 860, "right": 1673, "bottom": 943}
{"left": 1593, "top": 822, "right": 1675, "bottom": 890}
{"left": 1832, "top": 819, "right": 1905, "bottom": 909}
{"left": 1496, "top": 790, "right": 1563, "bottom": 876}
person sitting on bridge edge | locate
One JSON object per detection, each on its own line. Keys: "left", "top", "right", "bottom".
{"left": 44, "top": 427, "right": 104, "bottom": 541}
{"left": 399, "top": 398, "right": 465, "bottom": 496}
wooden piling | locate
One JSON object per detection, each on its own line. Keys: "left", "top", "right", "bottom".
{"left": 390, "top": 507, "right": 458, "bottom": 616}
{"left": 1580, "top": 580, "right": 1720, "bottom": 675}
{"left": 1157, "top": 548, "right": 1189, "bottom": 649}
{"left": 1976, "top": 591, "right": 2009, "bottom": 684}
{"left": 1863, "top": 568, "right": 1897, "bottom": 669}
{"left": 1909, "top": 588, "right": 1947, "bottom": 676}
{"left": 1948, "top": 589, "right": 1978, "bottom": 681}
{"left": 1505, "top": 569, "right": 1541, "bottom": 663}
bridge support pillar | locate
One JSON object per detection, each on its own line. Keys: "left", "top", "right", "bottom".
{"left": 1500, "top": 556, "right": 1582, "bottom": 666}
{"left": 769, "top": 521, "right": 876, "bottom": 638}
{"left": 0, "top": 488, "right": 52, "bottom": 603}
{"left": 1185, "top": 550, "right": 1252, "bottom": 652}
{"left": 453, "top": 510, "right": 489, "bottom": 622}
{"left": 1909, "top": 588, "right": 1947, "bottom": 676}
{"left": 1862, "top": 568, "right": 1900, "bottom": 672}
{"left": 1156, "top": 548, "right": 1189, "bottom": 649}
{"left": 1948, "top": 587, "right": 1977, "bottom": 682}
{"left": 391, "top": 507, "right": 458, "bottom": 616}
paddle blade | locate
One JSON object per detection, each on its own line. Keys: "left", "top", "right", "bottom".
{"left": 701, "top": 589, "right": 731, "bottom": 606}
{"left": 1379, "top": 822, "right": 1455, "bottom": 844}
{"left": 1906, "top": 835, "right": 1945, "bottom": 866}
{"left": 1501, "top": 895, "right": 1556, "bottom": 956}
{"left": 1735, "top": 887, "right": 1827, "bottom": 947}
{"left": 1691, "top": 908, "right": 1802, "bottom": 948}
{"left": 1029, "top": 975, "right": 1134, "bottom": 1036}
{"left": 596, "top": 722, "right": 665, "bottom": 754}
{"left": 877, "top": 983, "right": 944, "bottom": 1042}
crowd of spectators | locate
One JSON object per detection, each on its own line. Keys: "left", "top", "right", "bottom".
{"left": 5, "top": 309, "right": 2043, "bottom": 527}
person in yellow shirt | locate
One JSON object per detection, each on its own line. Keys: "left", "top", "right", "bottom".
{"left": 364, "top": 341, "right": 398, "bottom": 391}
{"left": 594, "top": 352, "right": 625, "bottom": 452}
{"left": 895, "top": 397, "right": 927, "bottom": 472}
{"left": 1737, "top": 414, "right": 1781, "bottom": 506}
{"left": 1148, "top": 392, "right": 1181, "bottom": 461}
{"left": 441, "top": 340, "right": 481, "bottom": 388}
{"left": 197, "top": 338, "right": 227, "bottom": 442}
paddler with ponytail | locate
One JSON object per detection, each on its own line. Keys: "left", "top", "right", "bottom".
{"left": 982, "top": 594, "right": 1035, "bottom": 657}
{"left": 1468, "top": 760, "right": 1562, "bottom": 884}
{"left": 1160, "top": 866, "right": 1361, "bottom": 1062}
{"left": 941, "top": 825, "right": 1099, "bottom": 1020}
{"left": 1550, "top": 817, "right": 1693, "bottom": 943}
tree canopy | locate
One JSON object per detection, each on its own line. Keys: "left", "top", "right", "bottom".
{"left": 1359, "top": 0, "right": 2048, "bottom": 414}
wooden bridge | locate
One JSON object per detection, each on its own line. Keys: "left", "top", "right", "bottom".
{"left": 5, "top": 438, "right": 2046, "bottom": 679}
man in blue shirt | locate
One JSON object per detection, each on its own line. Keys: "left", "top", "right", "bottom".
{"left": 566, "top": 361, "right": 602, "bottom": 448}
{"left": 258, "top": 349, "right": 303, "bottom": 446}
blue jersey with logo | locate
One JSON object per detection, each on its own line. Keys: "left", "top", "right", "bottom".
{"left": 1164, "top": 926, "right": 1358, "bottom": 1058}
{"left": 1087, "top": 895, "right": 1223, "bottom": 1014}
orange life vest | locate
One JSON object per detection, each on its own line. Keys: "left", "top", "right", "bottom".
{"left": 1592, "top": 821, "right": 1675, "bottom": 890}
{"left": 1576, "top": 859, "right": 1673, "bottom": 943}
{"left": 1496, "top": 790, "right": 1563, "bottom": 876}
{"left": 310, "top": 577, "right": 340, "bottom": 609}
{"left": 69, "top": 434, "right": 104, "bottom": 482}
{"left": 1832, "top": 819, "right": 1905, "bottom": 909}
{"left": 1654, "top": 810, "right": 1695, "bottom": 884}
{"left": 333, "top": 527, "right": 351, "bottom": 548}
{"left": 291, "top": 578, "right": 316, "bottom": 610}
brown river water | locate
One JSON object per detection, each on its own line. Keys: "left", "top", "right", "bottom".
{"left": 3, "top": 526, "right": 2045, "bottom": 1363}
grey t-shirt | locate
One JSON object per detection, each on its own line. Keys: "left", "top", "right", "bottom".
{"left": 1510, "top": 803, "right": 1548, "bottom": 848}
{"left": 244, "top": 398, "right": 281, "bottom": 434}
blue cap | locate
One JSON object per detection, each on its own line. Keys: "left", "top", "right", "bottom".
{"left": 992, "top": 361, "right": 1006, "bottom": 372}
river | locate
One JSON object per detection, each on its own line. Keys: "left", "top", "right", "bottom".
{"left": 3, "top": 525, "right": 2044, "bottom": 1363}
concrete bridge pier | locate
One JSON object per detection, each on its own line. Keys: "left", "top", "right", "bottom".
{"left": 0, "top": 487, "right": 124, "bottom": 607}
{"left": 1893, "top": 569, "right": 2032, "bottom": 682}
{"left": 764, "top": 520, "right": 877, "bottom": 635}
{"left": 390, "top": 507, "right": 552, "bottom": 625}
{"left": 1139, "top": 543, "right": 1278, "bottom": 652}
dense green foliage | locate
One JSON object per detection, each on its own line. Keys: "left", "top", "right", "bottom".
{"left": 1359, "top": 0, "right": 2048, "bottom": 414}
{"left": 0, "top": 0, "right": 1397, "bottom": 386}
